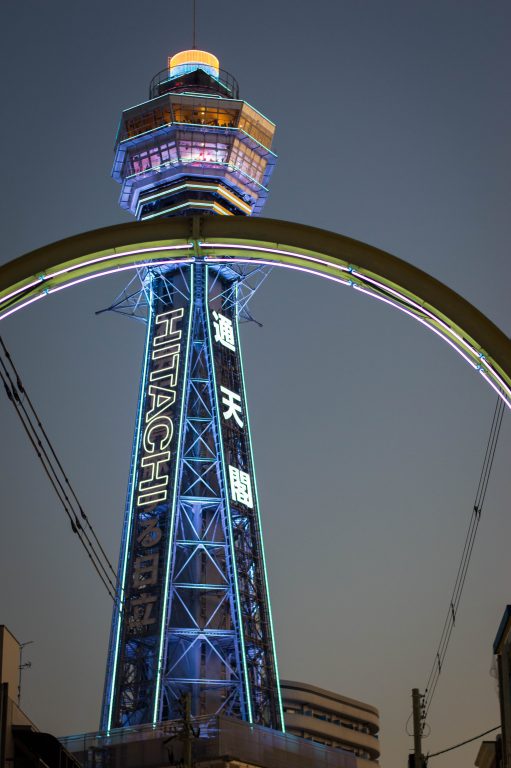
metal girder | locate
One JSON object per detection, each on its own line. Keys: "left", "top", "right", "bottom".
{"left": 101, "top": 263, "right": 283, "bottom": 732}
{"left": 160, "top": 274, "right": 246, "bottom": 724}
{"left": 0, "top": 216, "right": 510, "bottom": 407}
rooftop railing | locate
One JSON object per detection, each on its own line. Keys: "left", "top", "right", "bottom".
{"left": 149, "top": 67, "right": 240, "bottom": 100}
{"left": 59, "top": 715, "right": 357, "bottom": 768}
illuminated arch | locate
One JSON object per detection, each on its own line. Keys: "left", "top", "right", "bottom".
{"left": 1, "top": 216, "right": 510, "bottom": 409}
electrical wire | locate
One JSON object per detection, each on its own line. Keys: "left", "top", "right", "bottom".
{"left": 426, "top": 725, "right": 499, "bottom": 759}
{"left": 0, "top": 336, "right": 119, "bottom": 604}
{"left": 0, "top": 337, "right": 118, "bottom": 582}
{"left": 0, "top": 366, "right": 117, "bottom": 601}
{"left": 421, "top": 396, "right": 505, "bottom": 725}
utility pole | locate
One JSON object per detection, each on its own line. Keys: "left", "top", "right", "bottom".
{"left": 412, "top": 688, "right": 423, "bottom": 768}
{"left": 183, "top": 693, "right": 192, "bottom": 768}
{"left": 163, "top": 693, "right": 199, "bottom": 768}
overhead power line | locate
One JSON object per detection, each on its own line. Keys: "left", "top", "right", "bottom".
{"left": 0, "top": 336, "right": 119, "bottom": 604}
{"left": 421, "top": 396, "right": 505, "bottom": 724}
{"left": 426, "top": 725, "right": 499, "bottom": 759}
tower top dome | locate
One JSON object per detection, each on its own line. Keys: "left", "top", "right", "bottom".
{"left": 168, "top": 49, "right": 220, "bottom": 79}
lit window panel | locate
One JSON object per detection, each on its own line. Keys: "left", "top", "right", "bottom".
{"left": 229, "top": 139, "right": 267, "bottom": 185}
{"left": 238, "top": 104, "right": 275, "bottom": 148}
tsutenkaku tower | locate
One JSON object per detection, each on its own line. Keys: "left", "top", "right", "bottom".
{"left": 101, "top": 49, "right": 283, "bottom": 732}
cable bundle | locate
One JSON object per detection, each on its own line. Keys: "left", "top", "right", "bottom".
{"left": 0, "top": 336, "right": 119, "bottom": 604}
{"left": 422, "top": 396, "right": 505, "bottom": 725}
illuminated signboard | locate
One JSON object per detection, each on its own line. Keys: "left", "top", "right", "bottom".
{"left": 108, "top": 268, "right": 192, "bottom": 727}
{"left": 207, "top": 267, "right": 282, "bottom": 729}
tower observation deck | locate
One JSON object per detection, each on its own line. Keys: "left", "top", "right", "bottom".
{"left": 101, "top": 49, "right": 283, "bottom": 733}
{"left": 113, "top": 49, "right": 276, "bottom": 219}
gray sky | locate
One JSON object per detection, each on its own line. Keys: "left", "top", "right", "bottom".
{"left": 0, "top": 2, "right": 510, "bottom": 767}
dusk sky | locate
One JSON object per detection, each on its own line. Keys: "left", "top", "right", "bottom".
{"left": 0, "top": 2, "right": 510, "bottom": 768}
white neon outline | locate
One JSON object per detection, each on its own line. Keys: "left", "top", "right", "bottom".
{"left": 200, "top": 243, "right": 352, "bottom": 273}
{"left": 202, "top": 246, "right": 486, "bottom": 364}
{"left": 205, "top": 247, "right": 486, "bottom": 365}
{"left": 202, "top": 250, "right": 510, "bottom": 409}
{"left": 205, "top": 265, "right": 253, "bottom": 723}
{"left": 205, "top": 257, "right": 353, "bottom": 289}
{"left": 46, "top": 245, "right": 193, "bottom": 282}
{"left": 0, "top": 293, "right": 46, "bottom": 320}
{"left": 0, "top": 259, "right": 194, "bottom": 322}
{"left": 50, "top": 262, "right": 192, "bottom": 295}
{"left": 0, "top": 246, "right": 191, "bottom": 310}
{"left": 106, "top": 280, "right": 155, "bottom": 732}
{"left": 152, "top": 263, "right": 195, "bottom": 724}
{"left": 0, "top": 278, "right": 45, "bottom": 307}
{"left": 234, "top": 285, "right": 286, "bottom": 732}
{"left": 0, "top": 242, "right": 508, "bottom": 411}
{"left": 351, "top": 285, "right": 480, "bottom": 370}
{"left": 352, "top": 270, "right": 479, "bottom": 358}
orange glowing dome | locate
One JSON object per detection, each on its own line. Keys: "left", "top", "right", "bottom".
{"left": 168, "top": 50, "right": 220, "bottom": 79}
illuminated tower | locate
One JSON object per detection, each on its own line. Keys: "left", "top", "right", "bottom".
{"left": 101, "top": 50, "right": 283, "bottom": 732}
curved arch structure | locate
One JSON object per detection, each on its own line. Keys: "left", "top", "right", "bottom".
{"left": 1, "top": 216, "right": 510, "bottom": 408}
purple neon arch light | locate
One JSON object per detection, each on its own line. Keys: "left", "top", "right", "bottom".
{"left": 0, "top": 240, "right": 509, "bottom": 411}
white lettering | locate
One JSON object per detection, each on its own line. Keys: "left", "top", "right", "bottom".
{"left": 220, "top": 385, "right": 244, "bottom": 428}
{"left": 212, "top": 311, "right": 235, "bottom": 351}
{"left": 228, "top": 465, "right": 253, "bottom": 508}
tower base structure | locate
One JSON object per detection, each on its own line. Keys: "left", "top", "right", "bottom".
{"left": 60, "top": 714, "right": 362, "bottom": 768}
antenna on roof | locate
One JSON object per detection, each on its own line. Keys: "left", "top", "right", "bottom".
{"left": 192, "top": 0, "right": 196, "bottom": 49}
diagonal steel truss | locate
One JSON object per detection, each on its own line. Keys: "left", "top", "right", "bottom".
{"left": 101, "top": 263, "right": 283, "bottom": 732}
{"left": 159, "top": 269, "right": 246, "bottom": 722}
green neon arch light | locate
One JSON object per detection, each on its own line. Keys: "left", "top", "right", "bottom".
{"left": 1, "top": 216, "right": 510, "bottom": 409}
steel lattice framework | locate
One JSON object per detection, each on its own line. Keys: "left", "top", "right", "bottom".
{"left": 3, "top": 40, "right": 509, "bottom": 750}
{"left": 1, "top": 214, "right": 510, "bottom": 732}
{"left": 99, "top": 262, "right": 283, "bottom": 730}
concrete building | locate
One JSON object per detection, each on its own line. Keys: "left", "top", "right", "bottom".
{"left": 59, "top": 680, "right": 379, "bottom": 768}
{"left": 281, "top": 680, "right": 380, "bottom": 767}
{"left": 494, "top": 606, "right": 511, "bottom": 768}
{"left": 473, "top": 605, "right": 511, "bottom": 768}
{"left": 61, "top": 714, "right": 369, "bottom": 768}
{"left": 0, "top": 625, "right": 80, "bottom": 768}
{"left": 2, "top": 623, "right": 380, "bottom": 768}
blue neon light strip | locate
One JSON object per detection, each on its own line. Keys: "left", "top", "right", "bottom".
{"left": 120, "top": 122, "right": 276, "bottom": 158}
{"left": 234, "top": 284, "right": 285, "bottom": 732}
{"left": 106, "top": 279, "right": 154, "bottom": 732}
{"left": 141, "top": 200, "right": 232, "bottom": 221}
{"left": 168, "top": 63, "right": 219, "bottom": 79}
{"left": 125, "top": 160, "right": 269, "bottom": 193}
{"left": 204, "top": 266, "right": 253, "bottom": 723}
{"left": 152, "top": 263, "right": 195, "bottom": 724}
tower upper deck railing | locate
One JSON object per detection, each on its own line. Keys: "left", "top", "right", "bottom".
{"left": 149, "top": 67, "right": 240, "bottom": 100}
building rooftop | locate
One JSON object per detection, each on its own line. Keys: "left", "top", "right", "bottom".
{"left": 60, "top": 715, "right": 359, "bottom": 768}
{"left": 281, "top": 680, "right": 379, "bottom": 718}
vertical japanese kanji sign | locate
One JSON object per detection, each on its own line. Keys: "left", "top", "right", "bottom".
{"left": 207, "top": 268, "right": 282, "bottom": 729}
